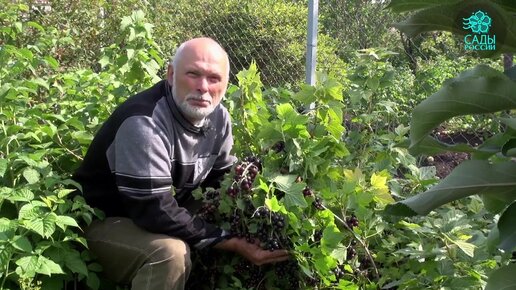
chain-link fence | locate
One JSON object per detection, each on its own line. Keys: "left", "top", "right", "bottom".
{"left": 162, "top": 0, "right": 308, "bottom": 88}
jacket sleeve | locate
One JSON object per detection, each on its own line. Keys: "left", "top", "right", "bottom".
{"left": 109, "top": 115, "right": 228, "bottom": 249}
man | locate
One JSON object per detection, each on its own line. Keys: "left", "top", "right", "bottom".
{"left": 73, "top": 37, "right": 289, "bottom": 290}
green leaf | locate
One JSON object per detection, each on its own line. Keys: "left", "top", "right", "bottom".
{"left": 385, "top": 160, "right": 516, "bottom": 216}
{"left": 43, "top": 56, "right": 59, "bottom": 69}
{"left": 322, "top": 78, "right": 343, "bottom": 101}
{"left": 16, "top": 255, "right": 39, "bottom": 278}
{"left": 11, "top": 236, "right": 32, "bottom": 253}
{"left": 120, "top": 16, "right": 132, "bottom": 31}
{"left": 65, "top": 251, "right": 89, "bottom": 276}
{"left": 14, "top": 22, "right": 23, "bottom": 33}
{"left": 127, "top": 48, "right": 135, "bottom": 60}
{"left": 56, "top": 189, "right": 75, "bottom": 199}
{"left": 502, "top": 139, "right": 516, "bottom": 156}
{"left": 451, "top": 240, "right": 476, "bottom": 257}
{"left": 98, "top": 55, "right": 110, "bottom": 68}
{"left": 0, "top": 83, "right": 12, "bottom": 98}
{"left": 325, "top": 108, "right": 345, "bottom": 138}
{"left": 22, "top": 168, "right": 40, "bottom": 184}
{"left": 22, "top": 212, "right": 57, "bottom": 238}
{"left": 87, "top": 272, "right": 101, "bottom": 290}
{"left": 371, "top": 172, "right": 395, "bottom": 205}
{"left": 133, "top": 10, "right": 146, "bottom": 22}
{"left": 321, "top": 225, "right": 345, "bottom": 253}
{"left": 330, "top": 246, "right": 347, "bottom": 262}
{"left": 9, "top": 188, "right": 34, "bottom": 202}
{"left": 276, "top": 103, "right": 295, "bottom": 118}
{"left": 32, "top": 78, "right": 50, "bottom": 90}
{"left": 271, "top": 174, "right": 297, "bottom": 191}
{"left": 500, "top": 117, "right": 516, "bottom": 130}
{"left": 313, "top": 252, "right": 337, "bottom": 277}
{"left": 71, "top": 131, "right": 93, "bottom": 145}
{"left": 143, "top": 23, "right": 154, "bottom": 36}
{"left": 283, "top": 183, "right": 308, "bottom": 210}
{"left": 55, "top": 215, "right": 80, "bottom": 231}
{"left": 498, "top": 201, "right": 516, "bottom": 251}
{"left": 37, "top": 255, "right": 64, "bottom": 276}
{"left": 18, "top": 202, "right": 40, "bottom": 220}
{"left": 18, "top": 48, "right": 32, "bottom": 60}
{"left": 264, "top": 196, "right": 287, "bottom": 214}
{"left": 293, "top": 85, "right": 317, "bottom": 104}
{"left": 0, "top": 218, "right": 17, "bottom": 237}
{"left": 88, "top": 263, "right": 103, "bottom": 272}
{"left": 407, "top": 135, "right": 480, "bottom": 156}
{"left": 65, "top": 117, "right": 86, "bottom": 130}
{"left": 0, "top": 159, "right": 7, "bottom": 178}
{"left": 409, "top": 65, "right": 516, "bottom": 154}
{"left": 485, "top": 263, "right": 516, "bottom": 290}
{"left": 27, "top": 21, "right": 45, "bottom": 32}
{"left": 0, "top": 245, "right": 13, "bottom": 270}
{"left": 276, "top": 103, "right": 309, "bottom": 128}
{"left": 271, "top": 174, "right": 308, "bottom": 209}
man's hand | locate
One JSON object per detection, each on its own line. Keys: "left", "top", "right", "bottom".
{"left": 214, "top": 237, "right": 290, "bottom": 266}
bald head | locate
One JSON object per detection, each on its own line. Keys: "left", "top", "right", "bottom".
{"left": 170, "top": 37, "right": 230, "bottom": 80}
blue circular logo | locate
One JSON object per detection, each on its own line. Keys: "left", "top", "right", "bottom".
{"left": 463, "top": 10, "right": 492, "bottom": 34}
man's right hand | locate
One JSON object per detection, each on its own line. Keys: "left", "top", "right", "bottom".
{"left": 214, "top": 237, "right": 290, "bottom": 266}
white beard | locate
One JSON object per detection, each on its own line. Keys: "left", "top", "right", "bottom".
{"left": 172, "top": 78, "right": 215, "bottom": 125}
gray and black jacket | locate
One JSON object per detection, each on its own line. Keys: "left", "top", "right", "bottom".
{"left": 73, "top": 80, "right": 236, "bottom": 249}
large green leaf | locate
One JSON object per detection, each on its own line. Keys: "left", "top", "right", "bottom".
{"left": 55, "top": 215, "right": 80, "bottom": 231}
{"left": 390, "top": 0, "right": 516, "bottom": 54}
{"left": 409, "top": 65, "right": 516, "bottom": 155}
{"left": 20, "top": 209, "right": 57, "bottom": 238}
{"left": 11, "top": 236, "right": 32, "bottom": 253}
{"left": 498, "top": 201, "right": 516, "bottom": 251}
{"left": 87, "top": 273, "right": 101, "bottom": 290}
{"left": 321, "top": 225, "right": 345, "bottom": 255}
{"left": 22, "top": 168, "right": 40, "bottom": 184}
{"left": 8, "top": 188, "right": 34, "bottom": 202}
{"left": 406, "top": 135, "right": 481, "bottom": 156}
{"left": 18, "top": 201, "right": 48, "bottom": 220}
{"left": 485, "top": 263, "right": 516, "bottom": 290}
{"left": 65, "top": 250, "right": 89, "bottom": 276}
{"left": 385, "top": 160, "right": 516, "bottom": 216}
{"left": 37, "top": 255, "right": 64, "bottom": 276}
{"left": 271, "top": 174, "right": 308, "bottom": 210}
{"left": 15, "top": 255, "right": 39, "bottom": 278}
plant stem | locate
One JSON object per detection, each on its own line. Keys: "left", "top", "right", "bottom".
{"left": 55, "top": 133, "right": 83, "bottom": 161}
{"left": 324, "top": 205, "right": 380, "bottom": 280}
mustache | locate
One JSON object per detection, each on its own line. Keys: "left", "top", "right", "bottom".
{"left": 186, "top": 94, "right": 212, "bottom": 104}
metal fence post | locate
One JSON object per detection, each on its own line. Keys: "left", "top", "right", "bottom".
{"left": 306, "top": 0, "right": 319, "bottom": 86}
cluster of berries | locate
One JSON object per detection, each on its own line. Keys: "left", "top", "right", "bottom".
{"left": 196, "top": 190, "right": 220, "bottom": 223}
{"left": 227, "top": 156, "right": 261, "bottom": 198}
{"left": 346, "top": 214, "right": 359, "bottom": 229}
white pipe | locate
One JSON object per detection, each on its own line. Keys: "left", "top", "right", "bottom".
{"left": 306, "top": 0, "right": 319, "bottom": 86}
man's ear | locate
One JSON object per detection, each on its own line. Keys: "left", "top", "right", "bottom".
{"left": 166, "top": 65, "right": 174, "bottom": 85}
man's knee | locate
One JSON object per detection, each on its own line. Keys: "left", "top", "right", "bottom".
{"left": 149, "top": 237, "right": 192, "bottom": 272}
